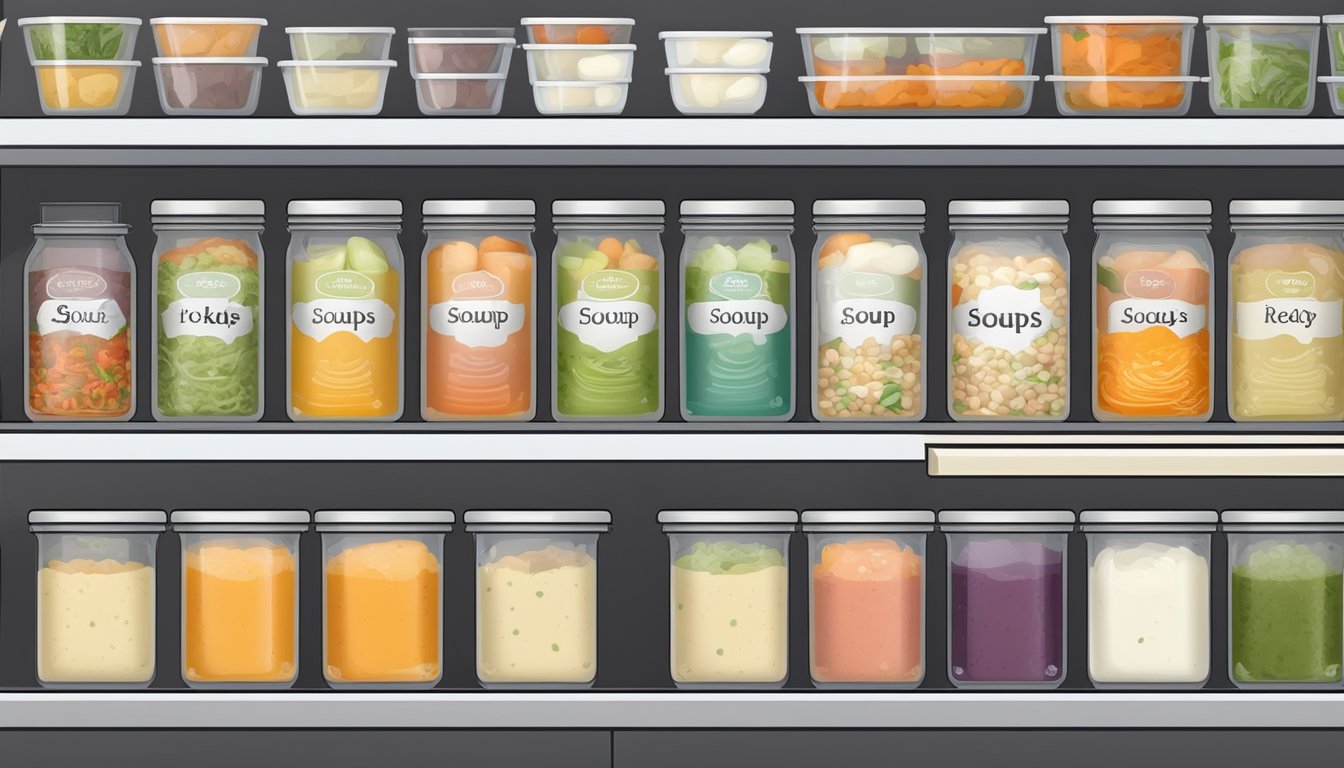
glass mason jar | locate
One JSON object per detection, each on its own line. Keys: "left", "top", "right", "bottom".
{"left": 1092, "top": 201, "right": 1215, "bottom": 421}
{"left": 24, "top": 203, "right": 135, "bottom": 421}
{"left": 1228, "top": 200, "right": 1344, "bottom": 422}
{"left": 465, "top": 510, "right": 611, "bottom": 688}
{"left": 812, "top": 200, "right": 926, "bottom": 422}
{"left": 1223, "top": 510, "right": 1344, "bottom": 688}
{"left": 151, "top": 199, "right": 265, "bottom": 422}
{"left": 941, "top": 509, "right": 1073, "bottom": 688}
{"left": 316, "top": 510, "right": 454, "bottom": 689}
{"left": 679, "top": 200, "right": 795, "bottom": 420}
{"left": 421, "top": 200, "right": 537, "bottom": 421}
{"left": 948, "top": 200, "right": 1070, "bottom": 421}
{"left": 172, "top": 509, "right": 309, "bottom": 688}
{"left": 658, "top": 509, "right": 797, "bottom": 689}
{"left": 1081, "top": 510, "right": 1215, "bottom": 688}
{"left": 29, "top": 510, "right": 166, "bottom": 688}
{"left": 802, "top": 510, "right": 932, "bottom": 688}
{"left": 287, "top": 200, "right": 404, "bottom": 421}
{"left": 552, "top": 200, "right": 665, "bottom": 421}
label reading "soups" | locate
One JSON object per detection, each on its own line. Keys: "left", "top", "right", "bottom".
{"left": 952, "top": 284, "right": 1051, "bottom": 353}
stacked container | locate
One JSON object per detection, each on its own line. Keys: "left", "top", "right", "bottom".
{"left": 1205, "top": 16, "right": 1320, "bottom": 116}
{"left": 150, "top": 18, "right": 268, "bottom": 115}
{"left": 280, "top": 26, "right": 398, "bottom": 115}
{"left": 522, "top": 17, "right": 636, "bottom": 115}
{"left": 1044, "top": 16, "right": 1199, "bottom": 116}
{"left": 661, "top": 32, "right": 773, "bottom": 115}
{"left": 17, "top": 16, "right": 143, "bottom": 115}
{"left": 410, "top": 28, "right": 517, "bottom": 116}
{"left": 1324, "top": 16, "right": 1344, "bottom": 115}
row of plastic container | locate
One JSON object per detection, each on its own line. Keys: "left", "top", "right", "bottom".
{"left": 25, "top": 198, "right": 1344, "bottom": 424}
{"left": 27, "top": 508, "right": 1344, "bottom": 690}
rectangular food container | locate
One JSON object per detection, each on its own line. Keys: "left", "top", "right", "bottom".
{"left": 1323, "top": 76, "right": 1344, "bottom": 115}
{"left": 1044, "top": 16, "right": 1197, "bottom": 76}
{"left": 524, "top": 44, "right": 636, "bottom": 82}
{"left": 153, "top": 57, "right": 266, "bottom": 116}
{"left": 1204, "top": 16, "right": 1321, "bottom": 115}
{"left": 661, "top": 31, "right": 774, "bottom": 69}
{"left": 801, "top": 74, "right": 1037, "bottom": 116}
{"left": 19, "top": 16, "right": 141, "bottom": 62}
{"left": 410, "top": 37, "right": 515, "bottom": 76}
{"left": 279, "top": 60, "right": 397, "bottom": 115}
{"left": 150, "top": 17, "right": 267, "bottom": 57}
{"left": 1047, "top": 75, "right": 1197, "bottom": 115}
{"left": 1327, "top": 16, "right": 1344, "bottom": 76}
{"left": 415, "top": 73, "right": 509, "bottom": 115}
{"left": 667, "top": 68, "right": 768, "bottom": 114}
{"left": 797, "top": 28, "right": 1043, "bottom": 78}
{"left": 531, "top": 80, "right": 631, "bottom": 115}
{"left": 286, "top": 26, "right": 396, "bottom": 61}
{"left": 31, "top": 60, "right": 141, "bottom": 116}
{"left": 522, "top": 17, "right": 634, "bottom": 45}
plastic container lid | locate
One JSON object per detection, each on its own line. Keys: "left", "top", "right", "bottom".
{"left": 277, "top": 60, "right": 397, "bottom": 69}
{"left": 1325, "top": 16, "right": 1344, "bottom": 24}
{"left": 1044, "top": 16, "right": 1197, "bottom": 25}
{"left": 33, "top": 60, "right": 141, "bottom": 68}
{"left": 680, "top": 200, "right": 794, "bottom": 217}
{"left": 153, "top": 57, "right": 268, "bottom": 66}
{"left": 522, "top": 18, "right": 635, "bottom": 25}
{"left": 666, "top": 67, "right": 770, "bottom": 75}
{"left": 463, "top": 510, "right": 612, "bottom": 525}
{"left": 1080, "top": 510, "right": 1218, "bottom": 525}
{"left": 1230, "top": 200, "right": 1344, "bottom": 217}
{"left": 553, "top": 200, "right": 665, "bottom": 217}
{"left": 522, "top": 43, "right": 636, "bottom": 50}
{"left": 314, "top": 510, "right": 455, "bottom": 527}
{"left": 413, "top": 73, "right": 509, "bottom": 81}
{"left": 171, "top": 510, "right": 311, "bottom": 525}
{"left": 423, "top": 200, "right": 536, "bottom": 217}
{"left": 410, "top": 37, "right": 516, "bottom": 45}
{"left": 19, "top": 17, "right": 143, "bottom": 26}
{"left": 801, "top": 510, "right": 935, "bottom": 526}
{"left": 939, "top": 510, "right": 1075, "bottom": 526}
{"left": 660, "top": 31, "right": 773, "bottom": 39}
{"left": 658, "top": 510, "right": 797, "bottom": 525}
{"left": 29, "top": 510, "right": 166, "bottom": 525}
{"left": 1045, "top": 75, "right": 1198, "bottom": 82}
{"left": 1222, "top": 510, "right": 1344, "bottom": 526}
{"left": 288, "top": 200, "right": 403, "bottom": 217}
{"left": 33, "top": 203, "right": 129, "bottom": 235}
{"left": 151, "top": 18, "right": 269, "bottom": 26}
{"left": 1093, "top": 200, "right": 1212, "bottom": 217}
{"left": 948, "top": 200, "right": 1069, "bottom": 217}
{"left": 285, "top": 27, "right": 397, "bottom": 34}
{"left": 797, "top": 27, "right": 1046, "bottom": 34}
{"left": 1203, "top": 16, "right": 1320, "bottom": 25}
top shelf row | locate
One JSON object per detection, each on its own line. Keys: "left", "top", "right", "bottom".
{"left": 11, "top": 15, "right": 1344, "bottom": 117}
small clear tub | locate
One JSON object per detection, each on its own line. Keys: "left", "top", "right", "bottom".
{"left": 660, "top": 31, "right": 774, "bottom": 69}
{"left": 1327, "top": 16, "right": 1344, "bottom": 76}
{"left": 279, "top": 60, "right": 397, "bottom": 115}
{"left": 531, "top": 80, "right": 630, "bottom": 115}
{"left": 667, "top": 68, "right": 768, "bottom": 114}
{"left": 153, "top": 57, "right": 267, "bottom": 116}
{"left": 415, "top": 73, "right": 509, "bottom": 115}
{"left": 286, "top": 26, "right": 396, "bottom": 61}
{"left": 151, "top": 18, "right": 267, "bottom": 57}
{"left": 1322, "top": 76, "right": 1344, "bottom": 115}
{"left": 19, "top": 16, "right": 142, "bottom": 62}
{"left": 31, "top": 60, "right": 141, "bottom": 116}
{"left": 523, "top": 44, "right": 636, "bottom": 82}
{"left": 1047, "top": 75, "right": 1197, "bottom": 115}
{"left": 410, "top": 37, "right": 515, "bottom": 76}
{"left": 802, "top": 74, "right": 1036, "bottom": 115}
{"left": 1204, "top": 16, "right": 1321, "bottom": 115}
{"left": 522, "top": 17, "right": 634, "bottom": 45}
{"left": 1044, "top": 16, "right": 1198, "bottom": 76}
{"left": 797, "top": 27, "right": 1043, "bottom": 78}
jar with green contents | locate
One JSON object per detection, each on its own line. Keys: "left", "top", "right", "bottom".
{"left": 552, "top": 200, "right": 664, "bottom": 420}
{"left": 680, "top": 200, "right": 794, "bottom": 420}
{"left": 1224, "top": 510, "right": 1344, "bottom": 688}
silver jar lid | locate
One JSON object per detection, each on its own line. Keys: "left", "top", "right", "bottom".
{"left": 1222, "top": 510, "right": 1344, "bottom": 531}
{"left": 152, "top": 200, "right": 265, "bottom": 218}
{"left": 949, "top": 200, "right": 1069, "bottom": 229}
{"left": 1230, "top": 200, "right": 1344, "bottom": 226}
{"left": 802, "top": 509, "right": 933, "bottom": 532}
{"left": 680, "top": 200, "right": 794, "bottom": 217}
{"left": 553, "top": 200, "right": 665, "bottom": 218}
{"left": 29, "top": 509, "right": 166, "bottom": 531}
{"left": 813, "top": 199, "right": 926, "bottom": 217}
{"left": 171, "top": 509, "right": 310, "bottom": 531}
{"left": 315, "top": 510, "right": 454, "bottom": 531}
{"left": 1093, "top": 200, "right": 1212, "bottom": 217}
{"left": 659, "top": 509, "right": 796, "bottom": 532}
{"left": 1080, "top": 510, "right": 1217, "bottom": 531}
{"left": 288, "top": 200, "right": 402, "bottom": 217}
{"left": 940, "top": 509, "right": 1075, "bottom": 531}
{"left": 423, "top": 200, "right": 536, "bottom": 218}
{"left": 33, "top": 203, "right": 129, "bottom": 236}
{"left": 465, "top": 510, "right": 611, "bottom": 533}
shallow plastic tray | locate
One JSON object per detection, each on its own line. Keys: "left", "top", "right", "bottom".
{"left": 150, "top": 17, "right": 268, "bottom": 58}
{"left": 801, "top": 73, "right": 1037, "bottom": 116}
{"left": 524, "top": 44, "right": 636, "bottom": 82}
{"left": 414, "top": 73, "right": 509, "bottom": 115}
{"left": 285, "top": 26, "right": 396, "bottom": 61}
{"left": 30, "top": 59, "right": 141, "bottom": 116}
{"left": 1044, "top": 16, "right": 1197, "bottom": 77}
{"left": 410, "top": 37, "right": 516, "bottom": 76}
{"left": 530, "top": 79, "right": 631, "bottom": 115}
{"left": 279, "top": 59, "right": 397, "bottom": 115}
{"left": 660, "top": 31, "right": 774, "bottom": 70}
{"left": 1046, "top": 75, "right": 1198, "bottom": 116}
{"left": 667, "top": 68, "right": 769, "bottom": 114}
{"left": 521, "top": 17, "right": 634, "bottom": 45}
{"left": 153, "top": 57, "right": 266, "bottom": 116}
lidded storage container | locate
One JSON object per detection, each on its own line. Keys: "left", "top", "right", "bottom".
{"left": 1204, "top": 16, "right": 1321, "bottom": 115}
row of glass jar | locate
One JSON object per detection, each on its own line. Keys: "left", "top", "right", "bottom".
{"left": 27, "top": 508, "right": 1344, "bottom": 690}
{"left": 24, "top": 198, "right": 1344, "bottom": 424}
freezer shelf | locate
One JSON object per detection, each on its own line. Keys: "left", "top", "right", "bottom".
{"left": 928, "top": 446, "right": 1344, "bottom": 476}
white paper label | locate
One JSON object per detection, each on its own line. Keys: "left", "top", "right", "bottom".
{"left": 36, "top": 299, "right": 126, "bottom": 340}
{"left": 292, "top": 299, "right": 395, "bottom": 342}
{"left": 1107, "top": 299, "right": 1206, "bottom": 339}
{"left": 822, "top": 298, "right": 918, "bottom": 348}
{"left": 687, "top": 299, "right": 787, "bottom": 345}
{"left": 162, "top": 299, "right": 255, "bottom": 344}
{"left": 952, "top": 285, "right": 1052, "bottom": 353}
{"left": 559, "top": 300, "right": 656, "bottom": 353}
{"left": 429, "top": 300, "right": 525, "bottom": 349}
{"left": 1234, "top": 298, "right": 1344, "bottom": 344}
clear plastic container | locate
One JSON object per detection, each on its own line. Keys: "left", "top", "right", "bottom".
{"left": 660, "top": 31, "right": 774, "bottom": 69}
{"left": 1322, "top": 76, "right": 1344, "bottom": 115}
{"left": 531, "top": 80, "right": 630, "bottom": 115}
{"left": 465, "top": 510, "right": 611, "bottom": 688}
{"left": 19, "top": 17, "right": 142, "bottom": 62}
{"left": 667, "top": 69, "right": 768, "bottom": 114}
{"left": 30, "top": 60, "right": 141, "bottom": 116}
{"left": 1081, "top": 510, "right": 1215, "bottom": 688}
{"left": 524, "top": 44, "right": 636, "bottom": 82}
{"left": 151, "top": 200, "right": 265, "bottom": 421}
{"left": 941, "top": 510, "right": 1073, "bottom": 688}
{"left": 24, "top": 203, "right": 136, "bottom": 421}
{"left": 1044, "top": 16, "right": 1197, "bottom": 76}
{"left": 279, "top": 60, "right": 397, "bottom": 116}
{"left": 172, "top": 510, "right": 309, "bottom": 689}
{"left": 1327, "top": 17, "right": 1344, "bottom": 76}
{"left": 316, "top": 510, "right": 454, "bottom": 689}
{"left": 414, "top": 74, "right": 509, "bottom": 115}
{"left": 287, "top": 200, "right": 404, "bottom": 421}
{"left": 421, "top": 200, "right": 536, "bottom": 421}
{"left": 796, "top": 27, "right": 1043, "bottom": 78}
{"left": 813, "top": 200, "right": 927, "bottom": 422}
{"left": 1223, "top": 510, "right": 1344, "bottom": 689}
{"left": 803, "top": 510, "right": 932, "bottom": 688}
{"left": 948, "top": 200, "right": 1071, "bottom": 421}
{"left": 1047, "top": 75, "right": 1197, "bottom": 115}
{"left": 409, "top": 37, "right": 515, "bottom": 76}
{"left": 801, "top": 74, "right": 1037, "bottom": 115}
{"left": 29, "top": 510, "right": 166, "bottom": 688}
{"left": 522, "top": 18, "right": 635, "bottom": 45}
{"left": 659, "top": 510, "right": 797, "bottom": 689}
{"left": 679, "top": 201, "right": 795, "bottom": 420}
{"left": 1091, "top": 200, "right": 1214, "bottom": 422}
{"left": 153, "top": 57, "right": 267, "bottom": 116}
{"left": 285, "top": 27, "right": 395, "bottom": 61}
{"left": 150, "top": 18, "right": 268, "bottom": 57}
{"left": 1204, "top": 16, "right": 1321, "bottom": 115}
{"left": 552, "top": 200, "right": 665, "bottom": 420}
{"left": 1227, "top": 201, "right": 1344, "bottom": 422}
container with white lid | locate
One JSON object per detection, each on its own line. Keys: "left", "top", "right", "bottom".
{"left": 667, "top": 68, "right": 769, "bottom": 114}
{"left": 659, "top": 510, "right": 797, "bottom": 688}
{"left": 522, "top": 18, "right": 635, "bottom": 45}
{"left": 802, "top": 510, "right": 933, "bottom": 688}
{"left": 285, "top": 27, "right": 396, "bottom": 61}
{"left": 410, "top": 37, "right": 516, "bottom": 76}
{"left": 30, "top": 510, "right": 167, "bottom": 688}
{"left": 150, "top": 18, "right": 268, "bottom": 58}
{"left": 19, "top": 17, "right": 142, "bottom": 62}
{"left": 316, "top": 511, "right": 454, "bottom": 689}
{"left": 279, "top": 60, "right": 398, "bottom": 116}
{"left": 1081, "top": 510, "right": 1215, "bottom": 688}
{"left": 465, "top": 510, "right": 611, "bottom": 688}
{"left": 941, "top": 510, "right": 1073, "bottom": 688}
{"left": 524, "top": 43, "right": 636, "bottom": 82}
{"left": 1044, "top": 17, "right": 1197, "bottom": 77}
{"left": 153, "top": 57, "right": 268, "bottom": 116}
{"left": 1222, "top": 510, "right": 1344, "bottom": 689}
{"left": 1204, "top": 16, "right": 1321, "bottom": 115}
{"left": 29, "top": 60, "right": 142, "bottom": 116}
{"left": 660, "top": 32, "right": 774, "bottom": 70}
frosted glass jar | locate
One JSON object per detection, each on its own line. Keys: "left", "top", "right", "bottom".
{"left": 30, "top": 510, "right": 166, "bottom": 688}
{"left": 1082, "top": 510, "right": 1214, "bottom": 687}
